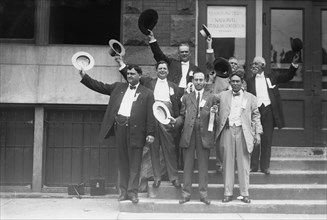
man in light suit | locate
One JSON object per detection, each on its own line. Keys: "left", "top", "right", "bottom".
{"left": 117, "top": 58, "right": 182, "bottom": 188}
{"left": 247, "top": 54, "right": 299, "bottom": 174}
{"left": 214, "top": 70, "right": 262, "bottom": 203}
{"left": 174, "top": 72, "right": 217, "bottom": 205}
{"left": 78, "top": 65, "right": 155, "bottom": 204}
{"left": 147, "top": 30, "right": 202, "bottom": 169}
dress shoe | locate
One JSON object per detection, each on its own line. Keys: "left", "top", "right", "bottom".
{"left": 118, "top": 194, "right": 128, "bottom": 201}
{"left": 222, "top": 196, "right": 233, "bottom": 203}
{"left": 179, "top": 197, "right": 190, "bottom": 204}
{"left": 172, "top": 179, "right": 181, "bottom": 188}
{"left": 250, "top": 168, "right": 258, "bottom": 172}
{"left": 200, "top": 197, "right": 211, "bottom": 205}
{"left": 152, "top": 180, "right": 161, "bottom": 188}
{"left": 241, "top": 196, "right": 251, "bottom": 203}
{"left": 261, "top": 168, "right": 270, "bottom": 175}
{"left": 129, "top": 195, "right": 139, "bottom": 204}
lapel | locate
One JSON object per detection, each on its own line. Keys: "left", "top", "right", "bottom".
{"left": 150, "top": 79, "right": 157, "bottom": 91}
{"left": 114, "top": 84, "right": 129, "bottom": 112}
{"left": 131, "top": 84, "right": 142, "bottom": 110}
{"left": 190, "top": 91, "right": 197, "bottom": 107}
{"left": 226, "top": 90, "right": 232, "bottom": 113}
{"left": 240, "top": 91, "right": 248, "bottom": 112}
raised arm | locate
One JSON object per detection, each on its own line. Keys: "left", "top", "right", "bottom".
{"left": 148, "top": 30, "right": 171, "bottom": 64}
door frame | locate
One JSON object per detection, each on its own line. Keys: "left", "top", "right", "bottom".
{"left": 263, "top": 0, "right": 327, "bottom": 147}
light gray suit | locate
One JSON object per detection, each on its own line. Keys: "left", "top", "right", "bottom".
{"left": 215, "top": 90, "right": 262, "bottom": 197}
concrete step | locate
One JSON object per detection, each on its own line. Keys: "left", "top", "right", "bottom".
{"left": 197, "top": 157, "right": 327, "bottom": 171}
{"left": 119, "top": 198, "right": 327, "bottom": 214}
{"left": 177, "top": 170, "right": 327, "bottom": 184}
{"left": 147, "top": 182, "right": 327, "bottom": 200}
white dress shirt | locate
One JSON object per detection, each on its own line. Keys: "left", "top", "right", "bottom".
{"left": 228, "top": 90, "right": 243, "bottom": 126}
{"left": 255, "top": 72, "right": 271, "bottom": 107}
{"left": 153, "top": 78, "right": 170, "bottom": 102}
{"left": 117, "top": 83, "right": 139, "bottom": 117}
{"left": 179, "top": 61, "right": 189, "bottom": 88}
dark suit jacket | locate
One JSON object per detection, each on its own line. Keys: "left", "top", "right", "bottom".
{"left": 176, "top": 88, "right": 217, "bottom": 149}
{"left": 246, "top": 65, "right": 297, "bottom": 128}
{"left": 81, "top": 74, "right": 155, "bottom": 148}
{"left": 120, "top": 66, "right": 182, "bottom": 118}
{"left": 149, "top": 41, "right": 201, "bottom": 85}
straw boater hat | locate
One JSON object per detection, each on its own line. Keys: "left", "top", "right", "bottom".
{"left": 71, "top": 52, "right": 95, "bottom": 71}
{"left": 152, "top": 101, "right": 172, "bottom": 125}
{"left": 138, "top": 9, "right": 158, "bottom": 35}
{"left": 108, "top": 39, "right": 126, "bottom": 57}
{"left": 199, "top": 24, "right": 211, "bottom": 38}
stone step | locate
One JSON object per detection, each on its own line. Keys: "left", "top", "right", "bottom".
{"left": 147, "top": 182, "right": 327, "bottom": 200}
{"left": 177, "top": 170, "right": 327, "bottom": 184}
{"left": 119, "top": 198, "right": 327, "bottom": 214}
{"left": 195, "top": 157, "right": 327, "bottom": 171}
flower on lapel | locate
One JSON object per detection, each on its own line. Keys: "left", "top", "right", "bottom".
{"left": 189, "top": 70, "right": 194, "bottom": 76}
{"left": 169, "top": 87, "right": 174, "bottom": 96}
{"left": 134, "top": 93, "right": 140, "bottom": 101}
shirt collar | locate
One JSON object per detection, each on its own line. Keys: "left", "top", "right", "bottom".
{"left": 256, "top": 72, "right": 265, "bottom": 78}
{"left": 157, "top": 78, "right": 168, "bottom": 83}
{"left": 195, "top": 88, "right": 204, "bottom": 96}
{"left": 181, "top": 61, "right": 189, "bottom": 65}
{"left": 129, "top": 83, "right": 140, "bottom": 90}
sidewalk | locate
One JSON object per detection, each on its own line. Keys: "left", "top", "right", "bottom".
{"left": 1, "top": 193, "right": 326, "bottom": 220}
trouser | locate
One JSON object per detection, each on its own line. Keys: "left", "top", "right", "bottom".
{"left": 251, "top": 104, "right": 274, "bottom": 171}
{"left": 151, "top": 110, "right": 178, "bottom": 182}
{"left": 115, "top": 115, "right": 143, "bottom": 198}
{"left": 182, "top": 118, "right": 210, "bottom": 199}
{"left": 220, "top": 125, "right": 250, "bottom": 197}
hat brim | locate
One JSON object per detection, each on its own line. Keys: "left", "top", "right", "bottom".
{"left": 108, "top": 39, "right": 125, "bottom": 57}
{"left": 200, "top": 24, "right": 211, "bottom": 38}
{"left": 72, "top": 52, "right": 95, "bottom": 71}
{"left": 138, "top": 9, "right": 158, "bottom": 35}
{"left": 153, "top": 101, "right": 171, "bottom": 125}
{"left": 213, "top": 57, "right": 232, "bottom": 78}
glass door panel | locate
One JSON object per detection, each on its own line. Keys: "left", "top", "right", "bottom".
{"left": 270, "top": 9, "right": 303, "bottom": 88}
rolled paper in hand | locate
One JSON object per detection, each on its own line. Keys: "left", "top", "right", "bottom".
{"left": 208, "top": 111, "right": 215, "bottom": 131}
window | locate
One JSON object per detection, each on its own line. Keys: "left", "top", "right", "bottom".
{"left": 270, "top": 9, "right": 303, "bottom": 88}
{"left": 49, "top": 0, "right": 121, "bottom": 45}
{"left": 0, "top": 0, "right": 35, "bottom": 40}
{"left": 207, "top": 6, "right": 247, "bottom": 70}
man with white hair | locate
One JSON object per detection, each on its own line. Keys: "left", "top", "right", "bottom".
{"left": 246, "top": 53, "right": 300, "bottom": 174}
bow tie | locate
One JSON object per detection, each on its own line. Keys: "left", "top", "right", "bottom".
{"left": 233, "top": 92, "right": 240, "bottom": 97}
{"left": 129, "top": 85, "right": 136, "bottom": 90}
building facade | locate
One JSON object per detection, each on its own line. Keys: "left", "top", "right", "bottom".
{"left": 0, "top": 0, "right": 326, "bottom": 192}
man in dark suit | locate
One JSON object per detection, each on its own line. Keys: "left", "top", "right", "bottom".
{"left": 117, "top": 58, "right": 182, "bottom": 188}
{"left": 78, "top": 65, "right": 155, "bottom": 203}
{"left": 174, "top": 72, "right": 217, "bottom": 205}
{"left": 246, "top": 53, "right": 299, "bottom": 174}
{"left": 147, "top": 30, "right": 201, "bottom": 169}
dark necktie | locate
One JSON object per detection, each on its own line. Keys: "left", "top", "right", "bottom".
{"left": 196, "top": 92, "right": 200, "bottom": 117}
{"left": 129, "top": 85, "right": 136, "bottom": 90}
